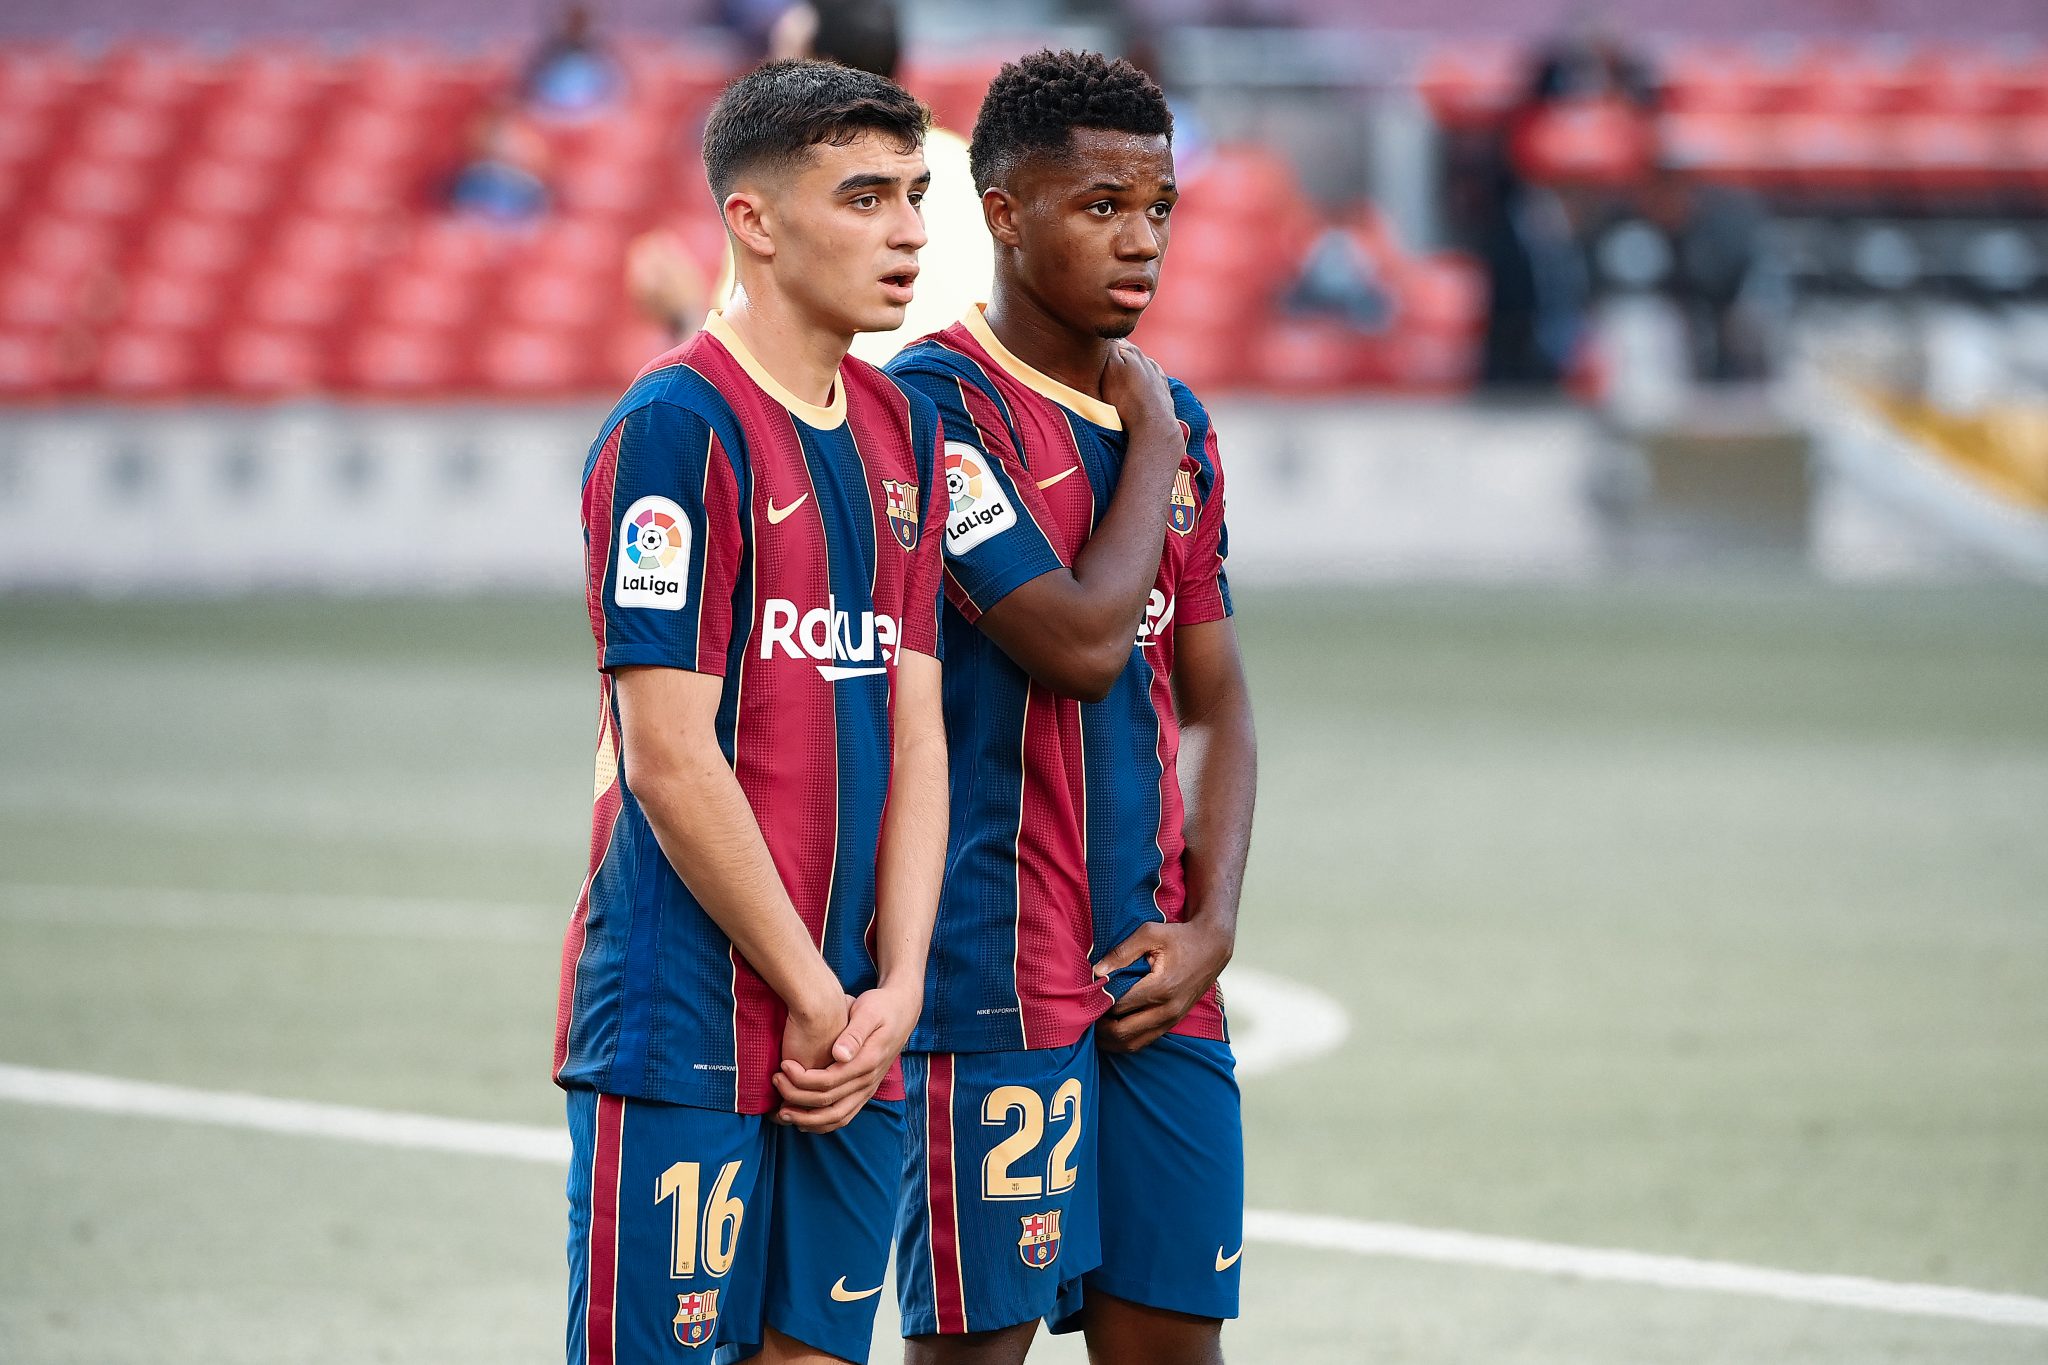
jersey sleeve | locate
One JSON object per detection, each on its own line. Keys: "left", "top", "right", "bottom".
{"left": 1177, "top": 418, "right": 1233, "bottom": 626}
{"left": 582, "top": 399, "right": 745, "bottom": 673}
{"left": 888, "top": 360, "right": 1066, "bottom": 623}
{"left": 898, "top": 394, "right": 947, "bottom": 661}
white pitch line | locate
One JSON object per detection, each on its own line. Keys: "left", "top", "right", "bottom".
{"left": 1, "top": 1063, "right": 2043, "bottom": 1332}
{"left": 0, "top": 885, "right": 1352, "bottom": 1079}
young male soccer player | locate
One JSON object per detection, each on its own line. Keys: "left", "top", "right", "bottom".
{"left": 557, "top": 59, "right": 948, "bottom": 1365}
{"left": 885, "top": 50, "right": 1258, "bottom": 1365}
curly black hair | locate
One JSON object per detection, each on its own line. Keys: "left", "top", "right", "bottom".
{"left": 968, "top": 49, "right": 1173, "bottom": 193}
{"left": 702, "top": 57, "right": 927, "bottom": 201}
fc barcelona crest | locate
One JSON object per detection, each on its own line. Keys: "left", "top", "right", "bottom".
{"left": 1167, "top": 467, "right": 1198, "bottom": 537}
{"left": 672, "top": 1289, "right": 720, "bottom": 1348}
{"left": 1017, "top": 1210, "right": 1063, "bottom": 1269}
{"left": 882, "top": 479, "right": 919, "bottom": 550}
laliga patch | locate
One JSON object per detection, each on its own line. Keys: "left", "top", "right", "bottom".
{"left": 943, "top": 440, "right": 1017, "bottom": 555}
{"left": 615, "top": 495, "right": 692, "bottom": 610}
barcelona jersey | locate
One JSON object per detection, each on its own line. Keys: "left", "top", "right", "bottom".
{"left": 885, "top": 305, "right": 1231, "bottom": 1054}
{"left": 556, "top": 311, "right": 946, "bottom": 1113}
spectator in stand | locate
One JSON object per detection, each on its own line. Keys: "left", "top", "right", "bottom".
{"left": 448, "top": 104, "right": 551, "bottom": 223}
{"left": 1635, "top": 160, "right": 1784, "bottom": 382}
{"left": 522, "top": 1, "right": 624, "bottom": 119}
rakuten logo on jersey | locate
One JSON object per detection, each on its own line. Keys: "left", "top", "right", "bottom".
{"left": 760, "top": 597, "right": 901, "bottom": 681}
{"left": 1136, "top": 589, "right": 1176, "bottom": 647}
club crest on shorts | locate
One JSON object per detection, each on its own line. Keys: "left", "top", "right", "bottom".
{"left": 1168, "top": 467, "right": 1198, "bottom": 536}
{"left": 882, "top": 478, "right": 919, "bottom": 550}
{"left": 672, "top": 1289, "right": 719, "bottom": 1348}
{"left": 1017, "top": 1210, "right": 1063, "bottom": 1269}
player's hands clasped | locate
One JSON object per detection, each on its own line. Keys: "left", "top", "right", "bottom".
{"left": 1091, "top": 917, "right": 1233, "bottom": 1053}
{"left": 1100, "top": 340, "right": 1176, "bottom": 440}
{"left": 773, "top": 982, "right": 922, "bottom": 1133}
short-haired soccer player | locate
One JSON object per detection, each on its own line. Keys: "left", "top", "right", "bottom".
{"left": 557, "top": 59, "right": 948, "bottom": 1365}
{"left": 885, "top": 50, "right": 1258, "bottom": 1365}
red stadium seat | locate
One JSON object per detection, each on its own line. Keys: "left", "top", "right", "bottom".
{"left": 1416, "top": 44, "right": 1523, "bottom": 131}
{"left": 0, "top": 268, "right": 85, "bottom": 329}
{"left": 139, "top": 213, "right": 251, "bottom": 277}
{"left": 242, "top": 266, "right": 355, "bottom": 330}
{"left": 372, "top": 269, "right": 481, "bottom": 330}
{"left": 1658, "top": 110, "right": 1770, "bottom": 183}
{"left": 46, "top": 159, "right": 150, "bottom": 219}
{"left": 478, "top": 326, "right": 592, "bottom": 395}
{"left": 94, "top": 325, "right": 201, "bottom": 397}
{"left": 0, "top": 329, "right": 62, "bottom": 399}
{"left": 172, "top": 156, "right": 278, "bottom": 217}
{"left": 216, "top": 325, "right": 323, "bottom": 397}
{"left": 501, "top": 267, "right": 610, "bottom": 329}
{"left": 120, "top": 271, "right": 220, "bottom": 330}
{"left": 200, "top": 102, "right": 309, "bottom": 165}
{"left": 74, "top": 104, "right": 175, "bottom": 163}
{"left": 340, "top": 325, "right": 461, "bottom": 395}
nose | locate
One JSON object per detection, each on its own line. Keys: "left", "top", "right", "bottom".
{"left": 1114, "top": 213, "right": 1161, "bottom": 262}
{"left": 893, "top": 197, "right": 928, "bottom": 254}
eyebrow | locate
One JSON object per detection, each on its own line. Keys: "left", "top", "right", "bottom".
{"left": 1083, "top": 179, "right": 1178, "bottom": 194}
{"left": 835, "top": 170, "right": 933, "bottom": 194}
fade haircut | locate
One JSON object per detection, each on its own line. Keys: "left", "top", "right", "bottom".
{"left": 702, "top": 57, "right": 928, "bottom": 202}
{"left": 968, "top": 49, "right": 1173, "bottom": 193}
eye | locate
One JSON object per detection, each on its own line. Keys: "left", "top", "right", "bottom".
{"left": 1150, "top": 202, "right": 1173, "bottom": 219}
{"left": 909, "top": 190, "right": 926, "bottom": 208}
{"left": 1087, "top": 201, "right": 1115, "bottom": 217}
{"left": 853, "top": 194, "right": 880, "bottom": 210}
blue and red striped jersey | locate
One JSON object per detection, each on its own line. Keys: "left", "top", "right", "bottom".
{"left": 885, "top": 305, "right": 1232, "bottom": 1054}
{"left": 556, "top": 311, "right": 947, "bottom": 1113}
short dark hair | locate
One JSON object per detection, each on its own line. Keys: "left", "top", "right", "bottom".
{"left": 702, "top": 57, "right": 927, "bottom": 202}
{"left": 812, "top": 0, "right": 901, "bottom": 81}
{"left": 968, "top": 49, "right": 1173, "bottom": 193}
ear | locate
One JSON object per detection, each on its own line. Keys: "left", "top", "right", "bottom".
{"left": 723, "top": 191, "right": 775, "bottom": 264}
{"left": 982, "top": 186, "right": 1021, "bottom": 249}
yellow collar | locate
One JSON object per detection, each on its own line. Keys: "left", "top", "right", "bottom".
{"left": 704, "top": 310, "right": 846, "bottom": 429}
{"left": 960, "top": 304, "right": 1122, "bottom": 431}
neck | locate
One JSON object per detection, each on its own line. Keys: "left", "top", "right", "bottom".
{"left": 984, "top": 276, "right": 1113, "bottom": 401}
{"left": 719, "top": 282, "right": 848, "bottom": 407}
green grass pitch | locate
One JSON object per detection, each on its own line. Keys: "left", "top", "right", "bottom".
{"left": 1, "top": 584, "right": 2044, "bottom": 1363}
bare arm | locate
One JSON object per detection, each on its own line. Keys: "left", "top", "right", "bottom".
{"left": 1095, "top": 618, "right": 1258, "bottom": 1050}
{"left": 974, "top": 343, "right": 1185, "bottom": 702}
{"left": 613, "top": 666, "right": 847, "bottom": 1063}
{"left": 772, "top": 649, "right": 947, "bottom": 1129}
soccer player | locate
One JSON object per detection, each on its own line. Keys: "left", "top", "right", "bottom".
{"left": 885, "top": 50, "right": 1258, "bottom": 1365}
{"left": 556, "top": 59, "right": 948, "bottom": 1365}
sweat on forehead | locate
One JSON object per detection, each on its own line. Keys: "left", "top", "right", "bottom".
{"left": 702, "top": 57, "right": 929, "bottom": 200}
{"left": 968, "top": 49, "right": 1173, "bottom": 193}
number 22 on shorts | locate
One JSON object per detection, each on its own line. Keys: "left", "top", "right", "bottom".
{"left": 981, "top": 1078, "right": 1082, "bottom": 1200}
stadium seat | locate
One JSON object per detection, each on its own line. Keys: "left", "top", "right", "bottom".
{"left": 340, "top": 325, "right": 461, "bottom": 395}
{"left": 119, "top": 271, "right": 218, "bottom": 330}
{"left": 0, "top": 329, "right": 62, "bottom": 399}
{"left": 242, "top": 267, "right": 355, "bottom": 330}
{"left": 94, "top": 325, "right": 201, "bottom": 397}
{"left": 478, "top": 326, "right": 591, "bottom": 395}
{"left": 216, "top": 325, "right": 323, "bottom": 396}
{"left": 172, "top": 156, "right": 278, "bottom": 218}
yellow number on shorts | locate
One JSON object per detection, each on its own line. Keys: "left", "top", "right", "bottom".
{"left": 655, "top": 1159, "right": 745, "bottom": 1279}
{"left": 1047, "top": 1077, "right": 1083, "bottom": 1195}
{"left": 981, "top": 1079, "right": 1084, "bottom": 1201}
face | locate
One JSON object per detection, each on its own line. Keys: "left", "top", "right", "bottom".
{"left": 993, "top": 128, "right": 1176, "bottom": 340}
{"left": 731, "top": 129, "right": 929, "bottom": 337}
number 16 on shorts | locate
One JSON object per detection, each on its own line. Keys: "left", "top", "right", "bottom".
{"left": 897, "top": 1040, "right": 1103, "bottom": 1337}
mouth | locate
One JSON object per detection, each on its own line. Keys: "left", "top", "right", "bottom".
{"left": 1106, "top": 278, "right": 1155, "bottom": 310}
{"left": 880, "top": 266, "right": 919, "bottom": 304}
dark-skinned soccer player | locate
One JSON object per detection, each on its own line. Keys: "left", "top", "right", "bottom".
{"left": 885, "top": 50, "right": 1258, "bottom": 1365}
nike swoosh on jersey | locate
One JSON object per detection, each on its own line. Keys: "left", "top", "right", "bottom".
{"left": 766, "top": 493, "right": 809, "bottom": 525}
{"left": 830, "top": 1277, "right": 884, "bottom": 1302}
{"left": 1215, "top": 1245, "right": 1244, "bottom": 1272}
{"left": 1035, "top": 465, "right": 1080, "bottom": 491}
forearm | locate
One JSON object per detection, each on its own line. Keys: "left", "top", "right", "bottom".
{"left": 1064, "top": 415, "right": 1183, "bottom": 634}
{"left": 630, "top": 748, "right": 841, "bottom": 1018}
{"left": 873, "top": 726, "right": 945, "bottom": 992}
{"left": 1177, "top": 700, "right": 1257, "bottom": 939}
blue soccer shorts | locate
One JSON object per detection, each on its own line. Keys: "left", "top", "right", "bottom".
{"left": 894, "top": 1040, "right": 1103, "bottom": 1336}
{"left": 565, "top": 1088, "right": 904, "bottom": 1365}
{"left": 1052, "top": 1032, "right": 1245, "bottom": 1329}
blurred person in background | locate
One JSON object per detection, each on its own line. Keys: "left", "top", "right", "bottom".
{"left": 1633, "top": 159, "right": 1783, "bottom": 383}
{"left": 627, "top": 0, "right": 993, "bottom": 365}
{"left": 523, "top": 1, "right": 625, "bottom": 119}
{"left": 886, "top": 50, "right": 1255, "bottom": 1365}
{"left": 448, "top": 102, "right": 551, "bottom": 222}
